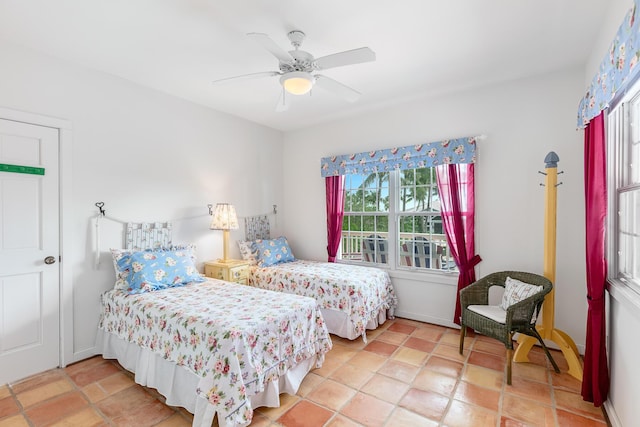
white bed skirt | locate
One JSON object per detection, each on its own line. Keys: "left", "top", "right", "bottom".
{"left": 321, "top": 306, "right": 390, "bottom": 342}
{"left": 95, "top": 329, "right": 316, "bottom": 427}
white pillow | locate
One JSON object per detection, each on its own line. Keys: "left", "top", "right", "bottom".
{"left": 237, "top": 240, "right": 258, "bottom": 265}
{"left": 500, "top": 276, "right": 542, "bottom": 310}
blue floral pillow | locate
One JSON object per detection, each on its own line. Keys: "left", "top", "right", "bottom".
{"left": 116, "top": 248, "right": 205, "bottom": 294}
{"left": 254, "top": 236, "right": 295, "bottom": 267}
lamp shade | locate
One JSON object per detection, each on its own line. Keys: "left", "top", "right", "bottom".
{"left": 280, "top": 71, "right": 314, "bottom": 95}
{"left": 210, "top": 203, "right": 239, "bottom": 230}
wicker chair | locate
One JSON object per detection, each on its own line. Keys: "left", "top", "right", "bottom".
{"left": 459, "top": 271, "right": 560, "bottom": 385}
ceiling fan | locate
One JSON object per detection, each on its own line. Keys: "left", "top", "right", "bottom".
{"left": 212, "top": 30, "right": 376, "bottom": 111}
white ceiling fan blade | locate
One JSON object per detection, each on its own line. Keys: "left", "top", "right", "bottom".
{"left": 247, "top": 33, "right": 294, "bottom": 63}
{"left": 315, "top": 47, "right": 376, "bottom": 70}
{"left": 314, "top": 75, "right": 361, "bottom": 102}
{"left": 275, "top": 90, "right": 290, "bottom": 112}
{"left": 212, "top": 71, "right": 280, "bottom": 85}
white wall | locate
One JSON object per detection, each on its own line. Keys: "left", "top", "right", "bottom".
{"left": 584, "top": 1, "right": 640, "bottom": 426}
{"left": 282, "top": 67, "right": 588, "bottom": 349}
{"left": 0, "top": 41, "right": 284, "bottom": 363}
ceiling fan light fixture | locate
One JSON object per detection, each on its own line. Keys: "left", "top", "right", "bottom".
{"left": 280, "top": 71, "right": 314, "bottom": 95}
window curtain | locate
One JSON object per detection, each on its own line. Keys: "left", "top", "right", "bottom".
{"left": 325, "top": 175, "right": 345, "bottom": 262}
{"left": 436, "top": 163, "right": 482, "bottom": 325}
{"left": 582, "top": 112, "right": 609, "bottom": 406}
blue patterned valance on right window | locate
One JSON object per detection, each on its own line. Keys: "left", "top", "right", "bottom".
{"left": 577, "top": 1, "right": 640, "bottom": 128}
{"left": 320, "top": 136, "right": 479, "bottom": 177}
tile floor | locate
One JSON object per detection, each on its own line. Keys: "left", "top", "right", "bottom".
{"left": 0, "top": 318, "right": 608, "bottom": 427}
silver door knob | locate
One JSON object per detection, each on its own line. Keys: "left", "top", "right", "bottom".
{"left": 44, "top": 256, "right": 56, "bottom": 265}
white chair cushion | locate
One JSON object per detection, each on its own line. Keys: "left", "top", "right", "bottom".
{"left": 467, "top": 305, "right": 506, "bottom": 323}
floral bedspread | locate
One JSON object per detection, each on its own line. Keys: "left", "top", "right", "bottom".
{"left": 249, "top": 260, "right": 398, "bottom": 339}
{"left": 98, "top": 279, "right": 331, "bottom": 426}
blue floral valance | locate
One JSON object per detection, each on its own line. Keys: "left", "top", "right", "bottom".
{"left": 577, "top": 0, "right": 640, "bottom": 128}
{"left": 320, "top": 136, "right": 478, "bottom": 177}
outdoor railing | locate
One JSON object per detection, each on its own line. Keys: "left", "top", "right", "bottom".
{"left": 340, "top": 231, "right": 456, "bottom": 270}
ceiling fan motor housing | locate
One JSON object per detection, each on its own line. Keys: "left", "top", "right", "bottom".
{"left": 280, "top": 50, "right": 316, "bottom": 73}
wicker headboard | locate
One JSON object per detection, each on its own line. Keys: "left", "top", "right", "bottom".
{"left": 244, "top": 215, "right": 270, "bottom": 241}
{"left": 125, "top": 222, "right": 172, "bottom": 250}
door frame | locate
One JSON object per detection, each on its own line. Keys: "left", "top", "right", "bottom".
{"left": 0, "top": 106, "right": 73, "bottom": 367}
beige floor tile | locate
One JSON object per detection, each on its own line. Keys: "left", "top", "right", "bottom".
{"left": 501, "top": 394, "right": 555, "bottom": 427}
{"left": 361, "top": 374, "right": 409, "bottom": 404}
{"left": 81, "top": 383, "right": 109, "bottom": 403}
{"left": 506, "top": 376, "right": 553, "bottom": 405}
{"left": 432, "top": 344, "right": 468, "bottom": 363}
{"left": 376, "top": 331, "right": 409, "bottom": 346}
{"left": 442, "top": 399, "right": 498, "bottom": 427}
{"left": 453, "top": 381, "right": 500, "bottom": 412}
{"left": 461, "top": 365, "right": 504, "bottom": 391}
{"left": 0, "top": 386, "right": 11, "bottom": 399}
{"left": 377, "top": 360, "right": 419, "bottom": 383}
{"left": 307, "top": 379, "right": 357, "bottom": 411}
{"left": 16, "top": 379, "right": 74, "bottom": 408}
{"left": 391, "top": 347, "right": 428, "bottom": 366}
{"left": 385, "top": 407, "right": 438, "bottom": 427}
{"left": 328, "top": 343, "right": 359, "bottom": 363}
{"left": 398, "top": 388, "right": 449, "bottom": 422}
{"left": 312, "top": 356, "right": 344, "bottom": 377}
{"left": 151, "top": 413, "right": 192, "bottom": 427}
{"left": 412, "top": 368, "right": 458, "bottom": 396}
{"left": 554, "top": 389, "right": 606, "bottom": 420}
{"left": 48, "top": 407, "right": 106, "bottom": 427}
{"left": 296, "top": 372, "right": 325, "bottom": 397}
{"left": 97, "top": 372, "right": 136, "bottom": 395}
{"left": 347, "top": 351, "right": 387, "bottom": 372}
{"left": 511, "top": 361, "right": 551, "bottom": 384}
{"left": 0, "top": 414, "right": 31, "bottom": 427}
{"left": 326, "top": 414, "right": 362, "bottom": 427}
{"left": 341, "top": 392, "right": 394, "bottom": 427}
{"left": 330, "top": 363, "right": 375, "bottom": 390}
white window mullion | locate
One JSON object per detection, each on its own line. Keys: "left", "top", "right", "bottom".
{"left": 388, "top": 171, "right": 398, "bottom": 268}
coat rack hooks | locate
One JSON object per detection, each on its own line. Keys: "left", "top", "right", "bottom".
{"left": 95, "top": 202, "right": 106, "bottom": 217}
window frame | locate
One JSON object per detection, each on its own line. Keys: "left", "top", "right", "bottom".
{"left": 607, "top": 80, "right": 640, "bottom": 296}
{"left": 340, "top": 167, "right": 456, "bottom": 274}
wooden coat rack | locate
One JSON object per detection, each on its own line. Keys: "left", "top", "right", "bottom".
{"left": 513, "top": 152, "right": 583, "bottom": 381}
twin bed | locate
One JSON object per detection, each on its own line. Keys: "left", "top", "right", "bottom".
{"left": 96, "top": 220, "right": 396, "bottom": 427}
{"left": 249, "top": 260, "right": 396, "bottom": 341}
{"left": 240, "top": 215, "right": 397, "bottom": 342}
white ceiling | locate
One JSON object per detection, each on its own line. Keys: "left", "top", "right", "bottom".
{"left": 0, "top": 0, "right": 609, "bottom": 132}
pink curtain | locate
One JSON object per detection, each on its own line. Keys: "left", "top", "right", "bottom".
{"left": 325, "top": 176, "right": 345, "bottom": 262}
{"left": 436, "top": 163, "right": 482, "bottom": 325}
{"left": 582, "top": 112, "right": 609, "bottom": 406}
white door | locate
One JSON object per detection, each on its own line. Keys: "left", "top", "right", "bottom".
{"left": 0, "top": 118, "right": 59, "bottom": 384}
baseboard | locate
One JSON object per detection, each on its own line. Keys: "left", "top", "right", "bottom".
{"left": 603, "top": 400, "right": 621, "bottom": 427}
{"left": 69, "top": 347, "right": 99, "bottom": 366}
{"left": 393, "top": 310, "right": 459, "bottom": 329}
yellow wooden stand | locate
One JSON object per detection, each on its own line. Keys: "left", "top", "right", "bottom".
{"left": 513, "top": 152, "right": 583, "bottom": 381}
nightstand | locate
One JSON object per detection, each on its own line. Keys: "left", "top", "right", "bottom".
{"left": 204, "top": 260, "right": 250, "bottom": 284}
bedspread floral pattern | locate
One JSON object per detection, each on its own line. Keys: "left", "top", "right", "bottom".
{"left": 249, "top": 260, "right": 398, "bottom": 339}
{"left": 98, "top": 280, "right": 331, "bottom": 426}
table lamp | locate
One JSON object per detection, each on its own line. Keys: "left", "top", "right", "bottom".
{"left": 209, "top": 203, "right": 239, "bottom": 263}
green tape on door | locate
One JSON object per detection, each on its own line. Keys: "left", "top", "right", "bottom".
{"left": 0, "top": 163, "right": 45, "bottom": 175}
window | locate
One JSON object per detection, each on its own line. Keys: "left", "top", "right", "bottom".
{"left": 341, "top": 167, "right": 455, "bottom": 272}
{"left": 608, "top": 85, "right": 640, "bottom": 293}
{"left": 342, "top": 172, "right": 389, "bottom": 264}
